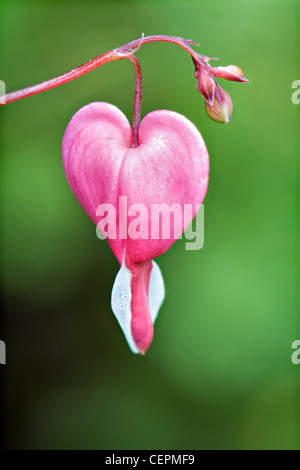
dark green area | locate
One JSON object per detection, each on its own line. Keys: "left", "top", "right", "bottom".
{"left": 1, "top": 0, "right": 299, "bottom": 450}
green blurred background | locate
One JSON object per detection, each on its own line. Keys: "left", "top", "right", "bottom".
{"left": 0, "top": 0, "right": 299, "bottom": 450}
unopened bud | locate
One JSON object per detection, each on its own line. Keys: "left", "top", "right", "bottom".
{"left": 205, "top": 87, "right": 233, "bottom": 124}
{"left": 196, "top": 69, "right": 216, "bottom": 105}
{"left": 211, "top": 65, "right": 248, "bottom": 82}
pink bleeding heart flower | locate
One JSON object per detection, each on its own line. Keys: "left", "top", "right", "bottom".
{"left": 62, "top": 102, "right": 209, "bottom": 354}
{"left": 0, "top": 35, "right": 248, "bottom": 355}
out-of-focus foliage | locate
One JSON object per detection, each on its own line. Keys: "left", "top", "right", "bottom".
{"left": 1, "top": 0, "right": 298, "bottom": 449}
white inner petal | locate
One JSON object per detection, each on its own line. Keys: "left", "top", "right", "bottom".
{"left": 111, "top": 258, "right": 139, "bottom": 354}
{"left": 111, "top": 259, "right": 165, "bottom": 353}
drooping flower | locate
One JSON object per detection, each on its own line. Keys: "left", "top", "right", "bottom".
{"left": 0, "top": 34, "right": 247, "bottom": 354}
{"left": 62, "top": 102, "right": 209, "bottom": 353}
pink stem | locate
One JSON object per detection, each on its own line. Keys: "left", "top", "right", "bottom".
{"left": 1, "top": 51, "right": 118, "bottom": 105}
{"left": 0, "top": 35, "right": 199, "bottom": 106}
{"left": 128, "top": 55, "right": 142, "bottom": 148}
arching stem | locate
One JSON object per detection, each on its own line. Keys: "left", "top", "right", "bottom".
{"left": 1, "top": 51, "right": 119, "bottom": 105}
{"left": 0, "top": 35, "right": 201, "bottom": 106}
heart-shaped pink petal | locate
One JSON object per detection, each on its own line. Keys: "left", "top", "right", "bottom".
{"left": 62, "top": 102, "right": 209, "bottom": 352}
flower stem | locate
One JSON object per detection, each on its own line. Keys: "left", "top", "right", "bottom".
{"left": 0, "top": 35, "right": 199, "bottom": 106}
{"left": 1, "top": 51, "right": 119, "bottom": 105}
{"left": 128, "top": 55, "right": 142, "bottom": 148}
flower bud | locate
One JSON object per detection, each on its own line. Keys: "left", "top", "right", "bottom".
{"left": 204, "top": 86, "right": 233, "bottom": 123}
{"left": 210, "top": 65, "right": 248, "bottom": 82}
{"left": 196, "top": 68, "right": 216, "bottom": 105}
